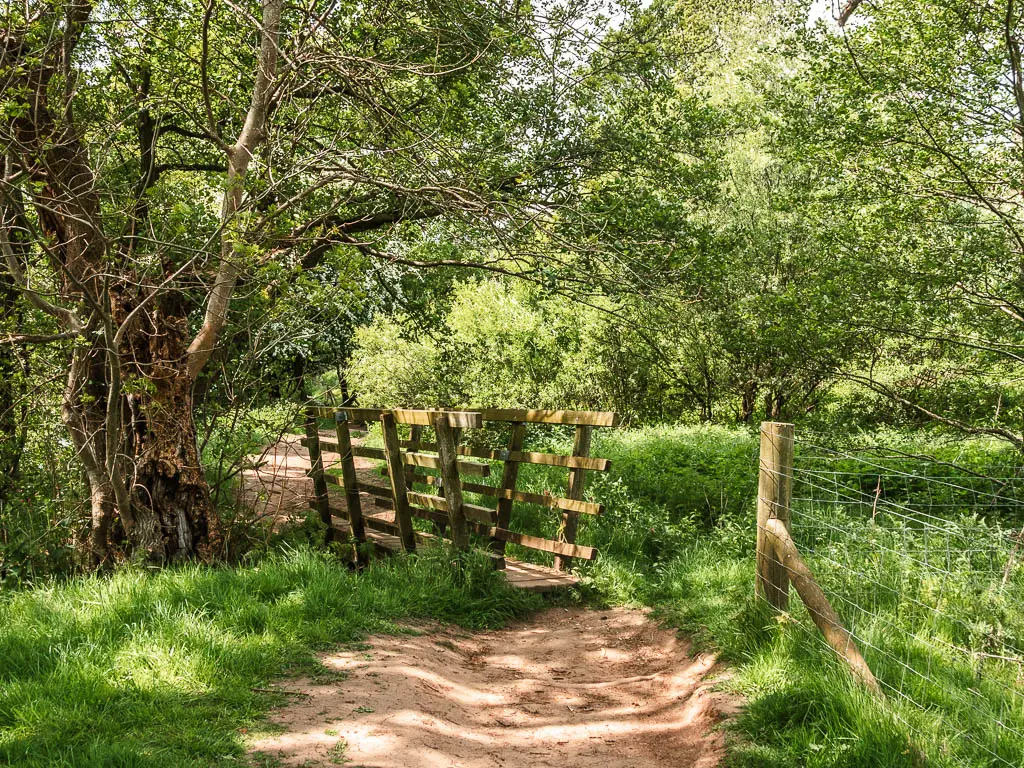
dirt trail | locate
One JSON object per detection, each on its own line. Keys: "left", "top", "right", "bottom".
{"left": 250, "top": 607, "right": 739, "bottom": 768}
{"left": 238, "top": 433, "right": 388, "bottom": 526}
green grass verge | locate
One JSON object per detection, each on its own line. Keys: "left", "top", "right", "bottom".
{"left": 0, "top": 546, "right": 541, "bottom": 767}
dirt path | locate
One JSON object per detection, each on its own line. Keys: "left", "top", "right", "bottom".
{"left": 250, "top": 607, "right": 739, "bottom": 768}
{"left": 238, "top": 433, "right": 389, "bottom": 527}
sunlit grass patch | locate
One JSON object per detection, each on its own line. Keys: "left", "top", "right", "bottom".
{"left": 0, "top": 546, "right": 540, "bottom": 767}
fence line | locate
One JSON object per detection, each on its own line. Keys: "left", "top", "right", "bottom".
{"left": 755, "top": 421, "right": 1024, "bottom": 767}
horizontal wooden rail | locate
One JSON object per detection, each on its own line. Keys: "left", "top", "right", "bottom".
{"left": 322, "top": 407, "right": 483, "bottom": 428}
{"left": 478, "top": 525, "right": 596, "bottom": 560}
{"left": 322, "top": 473, "right": 393, "bottom": 499}
{"left": 353, "top": 446, "right": 386, "bottom": 460}
{"left": 312, "top": 405, "right": 617, "bottom": 427}
{"left": 300, "top": 437, "right": 490, "bottom": 477}
{"left": 477, "top": 408, "right": 619, "bottom": 427}
{"left": 403, "top": 451, "right": 491, "bottom": 477}
{"left": 406, "top": 491, "right": 497, "bottom": 524}
{"left": 403, "top": 442, "right": 611, "bottom": 472}
{"left": 412, "top": 473, "right": 602, "bottom": 515}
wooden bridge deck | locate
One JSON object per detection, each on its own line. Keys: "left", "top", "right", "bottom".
{"left": 327, "top": 511, "right": 579, "bottom": 593}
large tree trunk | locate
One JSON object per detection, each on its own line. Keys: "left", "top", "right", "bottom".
{"left": 129, "top": 385, "right": 218, "bottom": 561}
{"left": 118, "top": 290, "right": 219, "bottom": 561}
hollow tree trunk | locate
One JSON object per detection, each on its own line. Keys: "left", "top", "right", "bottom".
{"left": 128, "top": 383, "right": 217, "bottom": 562}
{"left": 119, "top": 290, "right": 219, "bottom": 562}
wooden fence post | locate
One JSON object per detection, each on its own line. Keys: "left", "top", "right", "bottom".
{"left": 763, "top": 519, "right": 882, "bottom": 695}
{"left": 554, "top": 425, "right": 593, "bottom": 572}
{"left": 756, "top": 421, "right": 794, "bottom": 609}
{"left": 304, "top": 407, "right": 334, "bottom": 544}
{"left": 491, "top": 422, "right": 526, "bottom": 566}
{"left": 434, "top": 415, "right": 470, "bottom": 550}
{"left": 380, "top": 411, "right": 417, "bottom": 552}
{"left": 334, "top": 410, "right": 366, "bottom": 556}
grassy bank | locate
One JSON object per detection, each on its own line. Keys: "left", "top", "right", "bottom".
{"left": 571, "top": 425, "right": 1024, "bottom": 767}
{"left": 0, "top": 548, "right": 540, "bottom": 767}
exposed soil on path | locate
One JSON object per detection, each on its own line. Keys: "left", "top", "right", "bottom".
{"left": 250, "top": 607, "right": 740, "bottom": 768}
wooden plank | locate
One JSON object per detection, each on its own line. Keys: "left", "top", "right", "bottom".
{"left": 362, "top": 514, "right": 441, "bottom": 545}
{"left": 403, "top": 452, "right": 491, "bottom": 477}
{"left": 412, "top": 474, "right": 603, "bottom": 516}
{"left": 335, "top": 407, "right": 482, "bottom": 428}
{"left": 554, "top": 425, "right": 592, "bottom": 571}
{"left": 304, "top": 438, "right": 490, "bottom": 477}
{"left": 406, "top": 491, "right": 496, "bottom": 524}
{"left": 478, "top": 408, "right": 619, "bottom": 427}
{"left": 491, "top": 422, "right": 525, "bottom": 562}
{"left": 322, "top": 473, "right": 393, "bottom": 499}
{"left": 406, "top": 442, "right": 610, "bottom": 472}
{"left": 310, "top": 405, "right": 346, "bottom": 419}
{"left": 304, "top": 408, "right": 334, "bottom": 543}
{"left": 434, "top": 414, "right": 470, "bottom": 549}
{"left": 330, "top": 407, "right": 383, "bottom": 422}
{"left": 353, "top": 446, "right": 386, "bottom": 460}
{"left": 380, "top": 412, "right": 417, "bottom": 552}
{"left": 478, "top": 525, "right": 597, "bottom": 560}
{"left": 332, "top": 413, "right": 366, "bottom": 549}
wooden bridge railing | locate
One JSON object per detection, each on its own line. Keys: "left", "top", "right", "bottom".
{"left": 301, "top": 406, "right": 618, "bottom": 572}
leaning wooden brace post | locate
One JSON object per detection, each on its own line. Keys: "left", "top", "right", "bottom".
{"left": 491, "top": 422, "right": 526, "bottom": 567}
{"left": 434, "top": 415, "right": 471, "bottom": 550}
{"left": 554, "top": 425, "right": 593, "bottom": 572}
{"left": 764, "top": 520, "right": 882, "bottom": 695}
{"left": 334, "top": 410, "right": 366, "bottom": 558}
{"left": 304, "top": 407, "right": 334, "bottom": 544}
{"left": 380, "top": 412, "right": 417, "bottom": 552}
{"left": 756, "top": 421, "right": 794, "bottom": 609}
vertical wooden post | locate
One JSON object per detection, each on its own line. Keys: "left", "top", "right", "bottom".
{"left": 403, "top": 424, "right": 423, "bottom": 491}
{"left": 304, "top": 407, "right": 334, "bottom": 544}
{"left": 490, "top": 422, "right": 526, "bottom": 566}
{"left": 554, "top": 425, "right": 592, "bottom": 572}
{"left": 380, "top": 412, "right": 416, "bottom": 552}
{"left": 756, "top": 421, "right": 794, "bottom": 610}
{"left": 334, "top": 410, "right": 366, "bottom": 550}
{"left": 434, "top": 415, "right": 470, "bottom": 550}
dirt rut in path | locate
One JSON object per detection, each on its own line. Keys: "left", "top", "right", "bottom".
{"left": 250, "top": 607, "right": 739, "bottom": 768}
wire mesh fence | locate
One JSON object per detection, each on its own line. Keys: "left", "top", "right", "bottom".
{"left": 764, "top": 431, "right": 1024, "bottom": 767}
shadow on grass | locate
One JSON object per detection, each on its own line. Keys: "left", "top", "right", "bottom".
{"left": 0, "top": 547, "right": 541, "bottom": 767}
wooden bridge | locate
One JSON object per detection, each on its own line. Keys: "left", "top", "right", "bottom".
{"left": 301, "top": 406, "right": 618, "bottom": 592}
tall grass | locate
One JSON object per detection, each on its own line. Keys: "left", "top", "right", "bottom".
{"left": 582, "top": 426, "right": 1024, "bottom": 767}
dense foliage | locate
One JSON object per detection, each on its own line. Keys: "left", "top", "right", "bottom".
{"left": 4, "top": 0, "right": 1024, "bottom": 765}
